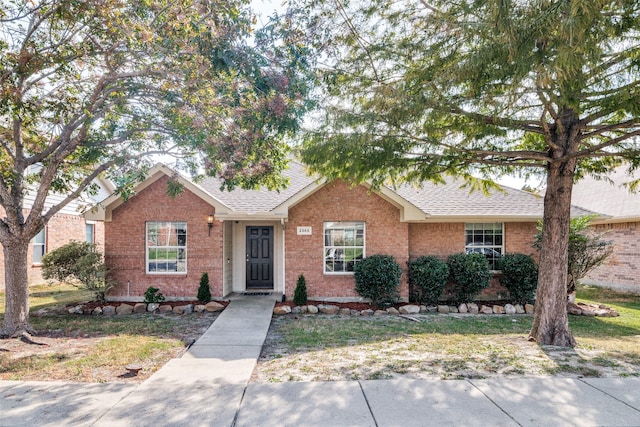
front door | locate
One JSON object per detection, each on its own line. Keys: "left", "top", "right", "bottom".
{"left": 246, "top": 226, "right": 274, "bottom": 289}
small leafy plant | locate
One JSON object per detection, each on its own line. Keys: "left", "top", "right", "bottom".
{"left": 144, "top": 286, "right": 165, "bottom": 303}
{"left": 447, "top": 253, "right": 491, "bottom": 303}
{"left": 354, "top": 254, "right": 402, "bottom": 307}
{"left": 293, "top": 273, "right": 308, "bottom": 305}
{"left": 197, "top": 272, "right": 212, "bottom": 303}
{"left": 408, "top": 256, "right": 449, "bottom": 304}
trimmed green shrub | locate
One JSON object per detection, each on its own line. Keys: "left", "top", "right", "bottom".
{"left": 144, "top": 286, "right": 165, "bottom": 303}
{"left": 354, "top": 254, "right": 402, "bottom": 306}
{"left": 293, "top": 273, "right": 308, "bottom": 305}
{"left": 197, "top": 272, "right": 212, "bottom": 303}
{"left": 447, "top": 253, "right": 491, "bottom": 302}
{"left": 498, "top": 254, "right": 538, "bottom": 304}
{"left": 41, "top": 241, "right": 113, "bottom": 302}
{"left": 408, "top": 256, "right": 449, "bottom": 304}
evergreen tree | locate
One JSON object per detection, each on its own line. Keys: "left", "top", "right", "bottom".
{"left": 293, "top": 274, "right": 308, "bottom": 306}
{"left": 197, "top": 273, "right": 212, "bottom": 304}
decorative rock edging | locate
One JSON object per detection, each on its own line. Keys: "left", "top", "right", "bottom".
{"left": 567, "top": 302, "right": 619, "bottom": 317}
{"left": 67, "top": 300, "right": 226, "bottom": 316}
{"left": 275, "top": 302, "right": 620, "bottom": 317}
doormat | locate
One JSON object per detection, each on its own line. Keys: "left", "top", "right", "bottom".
{"left": 243, "top": 292, "right": 272, "bottom": 296}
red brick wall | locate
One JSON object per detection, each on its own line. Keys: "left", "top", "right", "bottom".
{"left": 105, "top": 175, "right": 223, "bottom": 300}
{"left": 409, "top": 221, "right": 538, "bottom": 300}
{"left": 285, "top": 181, "right": 410, "bottom": 300}
{"left": 585, "top": 221, "right": 640, "bottom": 289}
{"left": 0, "top": 211, "right": 102, "bottom": 289}
{"left": 505, "top": 222, "right": 538, "bottom": 259}
{"left": 408, "top": 223, "right": 465, "bottom": 260}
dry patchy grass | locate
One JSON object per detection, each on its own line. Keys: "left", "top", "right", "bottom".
{"left": 254, "top": 285, "right": 640, "bottom": 383}
{"left": 0, "top": 283, "right": 218, "bottom": 383}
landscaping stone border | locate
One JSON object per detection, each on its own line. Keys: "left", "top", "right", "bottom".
{"left": 273, "top": 302, "right": 620, "bottom": 317}
{"left": 66, "top": 301, "right": 226, "bottom": 316}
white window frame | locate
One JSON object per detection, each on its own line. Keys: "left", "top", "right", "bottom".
{"left": 464, "top": 222, "right": 504, "bottom": 270}
{"left": 85, "top": 221, "right": 95, "bottom": 244}
{"left": 323, "top": 221, "right": 365, "bottom": 274}
{"left": 146, "top": 221, "right": 187, "bottom": 274}
{"left": 33, "top": 227, "right": 46, "bottom": 265}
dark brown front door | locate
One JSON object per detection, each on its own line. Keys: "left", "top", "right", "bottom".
{"left": 246, "top": 226, "right": 274, "bottom": 289}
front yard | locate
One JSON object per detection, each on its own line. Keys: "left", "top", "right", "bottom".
{"left": 253, "top": 284, "right": 640, "bottom": 382}
{"left": 0, "top": 283, "right": 218, "bottom": 383}
{"left": 1, "top": 283, "right": 638, "bottom": 384}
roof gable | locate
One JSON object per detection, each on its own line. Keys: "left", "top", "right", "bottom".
{"left": 85, "top": 164, "right": 232, "bottom": 221}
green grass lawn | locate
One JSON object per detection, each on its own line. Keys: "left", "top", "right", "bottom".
{"left": 0, "top": 282, "right": 95, "bottom": 316}
{"left": 256, "top": 284, "right": 640, "bottom": 382}
{"left": 0, "top": 283, "right": 217, "bottom": 383}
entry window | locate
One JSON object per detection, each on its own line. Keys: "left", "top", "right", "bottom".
{"left": 86, "top": 222, "right": 95, "bottom": 244}
{"left": 465, "top": 223, "right": 503, "bottom": 270}
{"left": 146, "top": 222, "right": 187, "bottom": 274}
{"left": 324, "top": 221, "right": 365, "bottom": 273}
{"left": 33, "top": 227, "right": 46, "bottom": 264}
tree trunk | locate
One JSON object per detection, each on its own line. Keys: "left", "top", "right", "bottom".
{"left": 1, "top": 241, "right": 34, "bottom": 338}
{"left": 529, "top": 159, "right": 576, "bottom": 347}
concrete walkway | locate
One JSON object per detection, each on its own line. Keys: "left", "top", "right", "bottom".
{"left": 1, "top": 298, "right": 640, "bottom": 426}
{"left": 89, "top": 297, "right": 276, "bottom": 427}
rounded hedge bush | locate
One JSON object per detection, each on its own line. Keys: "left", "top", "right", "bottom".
{"left": 446, "top": 253, "right": 491, "bottom": 303}
{"left": 498, "top": 253, "right": 538, "bottom": 304}
{"left": 408, "top": 256, "right": 449, "bottom": 304}
{"left": 354, "top": 254, "right": 402, "bottom": 306}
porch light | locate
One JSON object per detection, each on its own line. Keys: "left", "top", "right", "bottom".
{"left": 207, "top": 214, "right": 214, "bottom": 236}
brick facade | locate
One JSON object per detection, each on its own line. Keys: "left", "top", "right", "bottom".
{"left": 100, "top": 177, "right": 540, "bottom": 301}
{"left": 105, "top": 175, "right": 223, "bottom": 300}
{"left": 408, "top": 221, "right": 538, "bottom": 300}
{"left": 585, "top": 221, "right": 640, "bottom": 288}
{"left": 285, "top": 181, "right": 410, "bottom": 300}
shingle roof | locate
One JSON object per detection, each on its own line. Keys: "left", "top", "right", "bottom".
{"left": 394, "top": 178, "right": 595, "bottom": 219}
{"left": 199, "top": 161, "right": 594, "bottom": 220}
{"left": 199, "top": 161, "right": 317, "bottom": 214}
{"left": 571, "top": 167, "right": 640, "bottom": 218}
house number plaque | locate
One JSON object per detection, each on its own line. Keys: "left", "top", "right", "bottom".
{"left": 297, "top": 226, "right": 312, "bottom": 235}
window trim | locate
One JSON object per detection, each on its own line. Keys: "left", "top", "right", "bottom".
{"left": 464, "top": 222, "right": 504, "bottom": 271}
{"left": 85, "top": 221, "right": 96, "bottom": 244}
{"left": 145, "top": 221, "right": 188, "bottom": 275}
{"left": 32, "top": 227, "right": 46, "bottom": 265}
{"left": 323, "top": 221, "right": 366, "bottom": 275}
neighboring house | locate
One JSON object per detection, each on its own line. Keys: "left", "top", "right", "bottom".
{"left": 571, "top": 167, "right": 640, "bottom": 292}
{"left": 86, "top": 162, "right": 593, "bottom": 302}
{"left": 0, "top": 177, "right": 113, "bottom": 290}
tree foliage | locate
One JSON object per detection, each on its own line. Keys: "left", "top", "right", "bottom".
{"left": 41, "top": 241, "right": 113, "bottom": 303}
{"left": 534, "top": 216, "right": 614, "bottom": 294}
{"left": 292, "top": 0, "right": 640, "bottom": 346}
{"left": 0, "top": 0, "right": 315, "bottom": 337}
